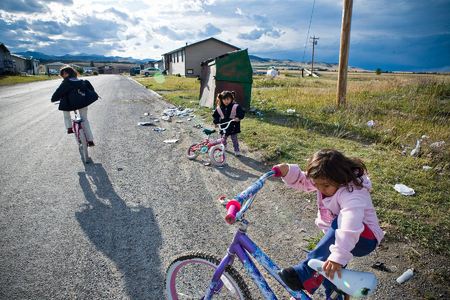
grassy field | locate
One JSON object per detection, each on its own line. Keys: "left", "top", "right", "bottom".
{"left": 136, "top": 72, "right": 450, "bottom": 256}
{"left": 0, "top": 75, "right": 57, "bottom": 86}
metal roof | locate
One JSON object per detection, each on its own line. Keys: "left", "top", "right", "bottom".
{"left": 161, "top": 37, "right": 240, "bottom": 56}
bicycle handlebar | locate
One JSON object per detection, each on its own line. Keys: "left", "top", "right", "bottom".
{"left": 217, "top": 120, "right": 234, "bottom": 134}
{"left": 225, "top": 166, "right": 282, "bottom": 224}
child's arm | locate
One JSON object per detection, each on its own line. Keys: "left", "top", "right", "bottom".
{"left": 234, "top": 105, "right": 245, "bottom": 121}
{"left": 277, "top": 163, "right": 317, "bottom": 192}
{"left": 51, "top": 80, "right": 70, "bottom": 102}
{"left": 327, "top": 193, "right": 366, "bottom": 266}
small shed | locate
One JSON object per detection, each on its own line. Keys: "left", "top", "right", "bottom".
{"left": 199, "top": 49, "right": 253, "bottom": 110}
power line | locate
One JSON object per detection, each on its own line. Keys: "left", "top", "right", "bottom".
{"left": 302, "top": 0, "right": 316, "bottom": 63}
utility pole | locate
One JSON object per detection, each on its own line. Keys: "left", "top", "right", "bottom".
{"left": 310, "top": 36, "right": 319, "bottom": 75}
{"left": 336, "top": 0, "right": 353, "bottom": 106}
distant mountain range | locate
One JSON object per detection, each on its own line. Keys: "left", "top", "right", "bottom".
{"left": 15, "top": 51, "right": 155, "bottom": 64}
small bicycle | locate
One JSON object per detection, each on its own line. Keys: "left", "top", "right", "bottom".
{"left": 187, "top": 120, "right": 234, "bottom": 167}
{"left": 165, "top": 167, "right": 378, "bottom": 300}
{"left": 72, "top": 111, "right": 90, "bottom": 164}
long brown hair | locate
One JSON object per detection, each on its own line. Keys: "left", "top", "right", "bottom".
{"left": 306, "top": 149, "right": 367, "bottom": 190}
{"left": 215, "top": 90, "right": 235, "bottom": 106}
{"left": 60, "top": 65, "right": 78, "bottom": 78}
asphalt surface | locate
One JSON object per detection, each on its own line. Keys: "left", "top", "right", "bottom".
{"left": 1, "top": 75, "right": 444, "bottom": 299}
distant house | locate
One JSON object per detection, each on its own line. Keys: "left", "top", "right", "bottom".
{"left": 45, "top": 62, "right": 67, "bottom": 75}
{"left": 0, "top": 43, "right": 15, "bottom": 75}
{"left": 161, "top": 37, "right": 240, "bottom": 77}
{"left": 11, "top": 54, "right": 39, "bottom": 75}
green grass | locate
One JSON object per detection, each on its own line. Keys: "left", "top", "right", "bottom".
{"left": 137, "top": 73, "right": 450, "bottom": 257}
{"left": 0, "top": 75, "right": 56, "bottom": 86}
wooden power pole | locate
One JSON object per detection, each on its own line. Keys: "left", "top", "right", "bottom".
{"left": 310, "top": 36, "right": 319, "bottom": 75}
{"left": 336, "top": 0, "right": 353, "bottom": 106}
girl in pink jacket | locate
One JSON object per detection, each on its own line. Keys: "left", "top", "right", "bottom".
{"left": 275, "top": 149, "right": 384, "bottom": 299}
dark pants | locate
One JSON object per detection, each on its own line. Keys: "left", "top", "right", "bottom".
{"left": 294, "top": 218, "right": 377, "bottom": 299}
{"left": 222, "top": 134, "right": 240, "bottom": 152}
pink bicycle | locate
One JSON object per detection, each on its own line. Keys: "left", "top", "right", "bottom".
{"left": 187, "top": 120, "right": 234, "bottom": 167}
{"left": 72, "top": 111, "right": 90, "bottom": 163}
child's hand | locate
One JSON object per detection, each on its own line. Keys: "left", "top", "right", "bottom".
{"left": 273, "top": 163, "right": 289, "bottom": 177}
{"left": 323, "top": 260, "right": 342, "bottom": 280}
{"left": 233, "top": 117, "right": 240, "bottom": 122}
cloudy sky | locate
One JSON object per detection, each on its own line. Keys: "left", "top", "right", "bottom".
{"left": 1, "top": 0, "right": 449, "bottom": 71}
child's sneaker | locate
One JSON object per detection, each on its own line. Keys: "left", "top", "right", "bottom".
{"left": 67, "top": 128, "right": 74, "bottom": 134}
{"left": 234, "top": 151, "right": 241, "bottom": 157}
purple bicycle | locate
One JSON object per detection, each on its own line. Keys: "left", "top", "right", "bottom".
{"left": 165, "top": 167, "right": 378, "bottom": 299}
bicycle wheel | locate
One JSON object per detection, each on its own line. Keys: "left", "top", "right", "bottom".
{"left": 166, "top": 252, "right": 252, "bottom": 300}
{"left": 187, "top": 144, "right": 200, "bottom": 160}
{"left": 78, "top": 128, "right": 89, "bottom": 163}
{"left": 209, "top": 145, "right": 225, "bottom": 166}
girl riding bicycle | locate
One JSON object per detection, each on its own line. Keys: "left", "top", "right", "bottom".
{"left": 213, "top": 90, "right": 245, "bottom": 156}
{"left": 274, "top": 149, "right": 384, "bottom": 300}
{"left": 51, "top": 66, "right": 98, "bottom": 147}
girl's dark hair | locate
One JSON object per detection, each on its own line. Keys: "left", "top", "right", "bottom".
{"left": 60, "top": 65, "right": 78, "bottom": 78}
{"left": 306, "top": 149, "right": 367, "bottom": 190}
{"left": 216, "top": 90, "right": 236, "bottom": 106}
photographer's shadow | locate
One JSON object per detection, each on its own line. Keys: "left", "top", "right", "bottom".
{"left": 76, "top": 163, "right": 163, "bottom": 298}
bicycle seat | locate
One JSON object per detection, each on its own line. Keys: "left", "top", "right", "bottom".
{"left": 203, "top": 128, "right": 216, "bottom": 135}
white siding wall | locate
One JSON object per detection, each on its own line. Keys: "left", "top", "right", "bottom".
{"left": 168, "top": 50, "right": 186, "bottom": 76}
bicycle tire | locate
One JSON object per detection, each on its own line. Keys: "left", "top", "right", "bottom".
{"left": 166, "top": 251, "right": 252, "bottom": 300}
{"left": 209, "top": 145, "right": 226, "bottom": 166}
{"left": 187, "top": 144, "right": 200, "bottom": 160}
{"left": 78, "top": 128, "right": 89, "bottom": 163}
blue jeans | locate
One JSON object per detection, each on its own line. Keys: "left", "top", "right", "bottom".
{"left": 293, "top": 218, "right": 377, "bottom": 299}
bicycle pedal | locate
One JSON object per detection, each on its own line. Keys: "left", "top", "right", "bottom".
{"left": 217, "top": 195, "right": 229, "bottom": 206}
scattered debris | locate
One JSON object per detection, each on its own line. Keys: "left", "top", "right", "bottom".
{"left": 176, "top": 120, "right": 184, "bottom": 123}
{"left": 372, "top": 262, "right": 391, "bottom": 272}
{"left": 161, "top": 115, "right": 172, "bottom": 122}
{"left": 204, "top": 162, "right": 211, "bottom": 166}
{"left": 396, "top": 268, "right": 414, "bottom": 284}
{"left": 153, "top": 127, "right": 166, "bottom": 132}
{"left": 422, "top": 165, "right": 432, "bottom": 171}
{"left": 163, "top": 139, "right": 179, "bottom": 144}
{"left": 367, "top": 120, "right": 375, "bottom": 128}
{"left": 163, "top": 107, "right": 194, "bottom": 117}
{"left": 137, "top": 121, "right": 156, "bottom": 126}
{"left": 193, "top": 124, "right": 203, "bottom": 129}
{"left": 394, "top": 184, "right": 415, "bottom": 196}
{"left": 144, "top": 112, "right": 150, "bottom": 116}
{"left": 187, "top": 118, "right": 192, "bottom": 121}
{"left": 410, "top": 139, "right": 421, "bottom": 157}
{"left": 287, "top": 109, "right": 296, "bottom": 114}
{"left": 430, "top": 141, "right": 445, "bottom": 151}
{"left": 117, "top": 167, "right": 123, "bottom": 171}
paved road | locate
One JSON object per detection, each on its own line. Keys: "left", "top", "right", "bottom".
{"left": 0, "top": 75, "right": 420, "bottom": 299}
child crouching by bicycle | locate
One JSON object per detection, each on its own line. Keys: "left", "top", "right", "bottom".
{"left": 212, "top": 90, "right": 245, "bottom": 156}
{"left": 274, "top": 149, "right": 384, "bottom": 300}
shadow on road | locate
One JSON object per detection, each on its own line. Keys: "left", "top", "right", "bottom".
{"left": 76, "top": 163, "right": 163, "bottom": 298}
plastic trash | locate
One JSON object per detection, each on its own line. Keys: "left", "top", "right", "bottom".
{"left": 430, "top": 141, "right": 445, "bottom": 150}
{"left": 410, "top": 139, "right": 421, "bottom": 157}
{"left": 286, "top": 109, "right": 296, "bottom": 114}
{"left": 367, "top": 120, "right": 375, "bottom": 128}
{"left": 396, "top": 269, "right": 414, "bottom": 284}
{"left": 176, "top": 120, "right": 184, "bottom": 123}
{"left": 153, "top": 127, "right": 166, "bottom": 132}
{"left": 137, "top": 122, "right": 155, "bottom": 126}
{"left": 393, "top": 184, "right": 415, "bottom": 196}
{"left": 163, "top": 139, "right": 178, "bottom": 144}
{"left": 422, "top": 166, "right": 432, "bottom": 171}
{"left": 371, "top": 262, "right": 391, "bottom": 272}
{"left": 161, "top": 116, "right": 172, "bottom": 122}
{"left": 144, "top": 112, "right": 149, "bottom": 116}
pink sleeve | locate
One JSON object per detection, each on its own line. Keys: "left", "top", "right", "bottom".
{"left": 282, "top": 164, "right": 317, "bottom": 192}
{"left": 328, "top": 193, "right": 366, "bottom": 266}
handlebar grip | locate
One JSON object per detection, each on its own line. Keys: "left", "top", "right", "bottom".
{"left": 225, "top": 200, "right": 241, "bottom": 224}
{"left": 271, "top": 166, "right": 283, "bottom": 177}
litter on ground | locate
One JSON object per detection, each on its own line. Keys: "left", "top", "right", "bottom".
{"left": 153, "top": 127, "right": 166, "bottom": 132}
{"left": 137, "top": 122, "right": 156, "bottom": 126}
{"left": 393, "top": 184, "right": 415, "bottom": 196}
{"left": 287, "top": 109, "right": 296, "bottom": 114}
{"left": 367, "top": 120, "right": 375, "bottom": 127}
{"left": 396, "top": 269, "right": 414, "bottom": 284}
{"left": 163, "top": 139, "right": 179, "bottom": 144}
{"left": 161, "top": 116, "right": 172, "bottom": 122}
{"left": 422, "top": 165, "right": 432, "bottom": 171}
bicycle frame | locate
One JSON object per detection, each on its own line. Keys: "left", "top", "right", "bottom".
{"left": 204, "top": 225, "right": 311, "bottom": 300}
{"left": 72, "top": 112, "right": 83, "bottom": 141}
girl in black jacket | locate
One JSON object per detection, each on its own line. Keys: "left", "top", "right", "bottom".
{"left": 51, "top": 66, "right": 98, "bottom": 146}
{"left": 212, "top": 91, "right": 245, "bottom": 156}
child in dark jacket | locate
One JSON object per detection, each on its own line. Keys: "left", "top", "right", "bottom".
{"left": 212, "top": 91, "right": 245, "bottom": 156}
